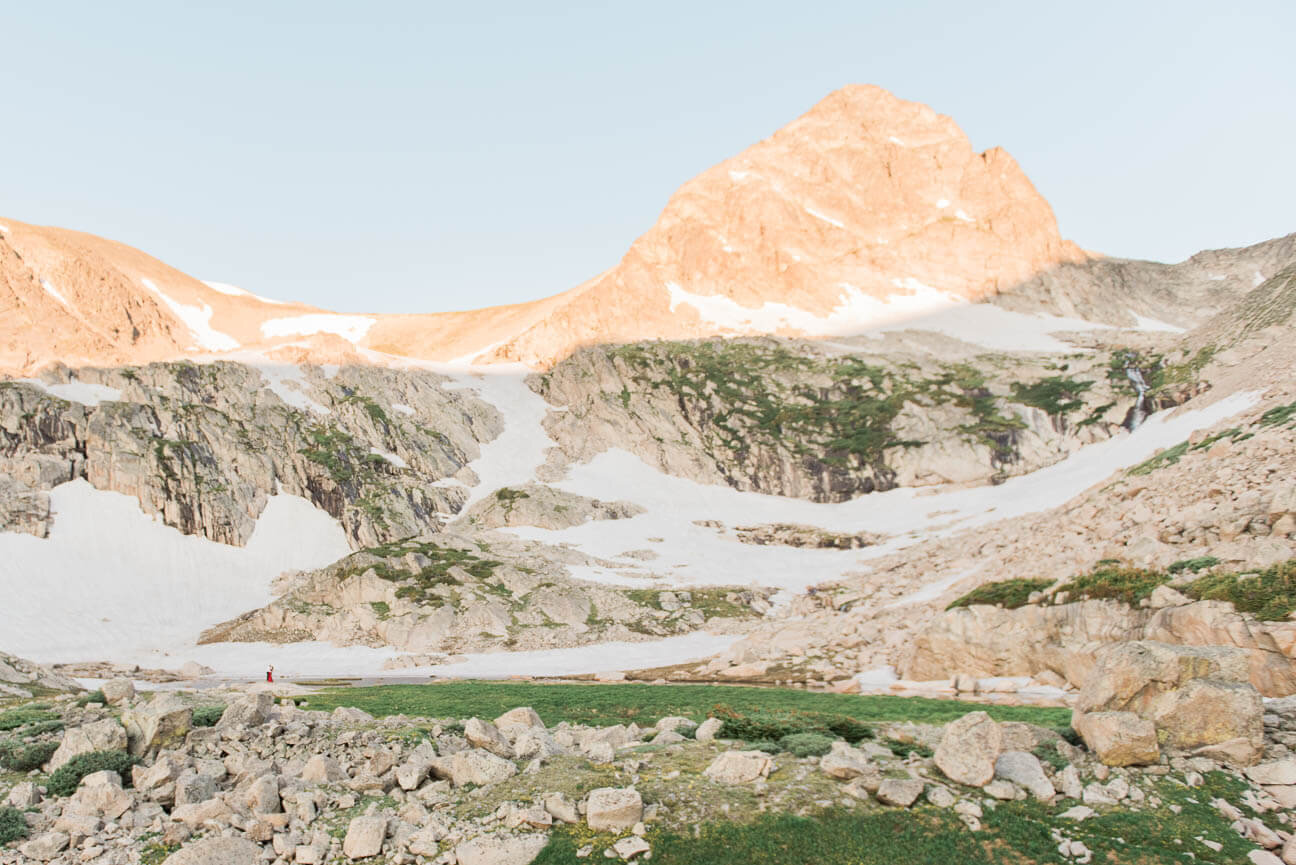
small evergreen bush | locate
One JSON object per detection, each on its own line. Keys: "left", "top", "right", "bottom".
{"left": 46, "top": 750, "right": 140, "bottom": 797}
{"left": 0, "top": 707, "right": 58, "bottom": 732}
{"left": 946, "top": 578, "right": 1053, "bottom": 610}
{"left": 778, "top": 732, "right": 835, "bottom": 757}
{"left": 75, "top": 690, "right": 106, "bottom": 707}
{"left": 191, "top": 705, "right": 225, "bottom": 728}
{"left": 0, "top": 806, "right": 28, "bottom": 844}
{"left": 714, "top": 705, "right": 874, "bottom": 744}
{"left": 0, "top": 739, "right": 58, "bottom": 772}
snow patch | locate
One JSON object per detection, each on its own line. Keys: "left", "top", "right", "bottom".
{"left": 1129, "top": 314, "right": 1185, "bottom": 333}
{"left": 665, "top": 279, "right": 1110, "bottom": 351}
{"left": 882, "top": 569, "right": 975, "bottom": 609}
{"left": 255, "top": 364, "right": 330, "bottom": 414}
{"left": 502, "top": 391, "right": 1257, "bottom": 594}
{"left": 887, "top": 136, "right": 906, "bottom": 146}
{"left": 936, "top": 198, "right": 950, "bottom": 209}
{"left": 203, "top": 280, "right": 288, "bottom": 305}
{"left": 260, "top": 314, "right": 376, "bottom": 343}
{"left": 0, "top": 480, "right": 350, "bottom": 664}
{"left": 954, "top": 209, "right": 974, "bottom": 223}
{"left": 1254, "top": 270, "right": 1266, "bottom": 287}
{"left": 41, "top": 280, "right": 71, "bottom": 306}
{"left": 0, "top": 224, "right": 9, "bottom": 233}
{"left": 443, "top": 372, "right": 555, "bottom": 508}
{"left": 391, "top": 403, "right": 415, "bottom": 416}
{"left": 728, "top": 169, "right": 752, "bottom": 182}
{"left": 16, "top": 379, "right": 122, "bottom": 406}
{"left": 804, "top": 206, "right": 845, "bottom": 229}
{"left": 142, "top": 278, "right": 241, "bottom": 351}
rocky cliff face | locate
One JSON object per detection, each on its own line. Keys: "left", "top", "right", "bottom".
{"left": 0, "top": 362, "right": 498, "bottom": 547}
{"left": 538, "top": 338, "right": 1146, "bottom": 502}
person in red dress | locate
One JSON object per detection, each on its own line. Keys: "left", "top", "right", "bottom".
{"left": 266, "top": 665, "right": 274, "bottom": 683}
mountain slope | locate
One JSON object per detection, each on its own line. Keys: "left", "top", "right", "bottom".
{"left": 0, "top": 85, "right": 1086, "bottom": 373}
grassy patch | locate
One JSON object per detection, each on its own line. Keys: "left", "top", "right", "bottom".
{"left": 1009, "top": 375, "right": 1093, "bottom": 418}
{"left": 534, "top": 770, "right": 1265, "bottom": 864}
{"left": 1260, "top": 401, "right": 1296, "bottom": 429}
{"left": 946, "top": 578, "right": 1053, "bottom": 611}
{"left": 0, "top": 706, "right": 58, "bottom": 732}
{"left": 299, "top": 681, "right": 1071, "bottom": 729}
{"left": 1169, "top": 555, "right": 1220, "bottom": 574}
{"left": 1056, "top": 565, "right": 1169, "bottom": 605}
{"left": 191, "top": 705, "right": 225, "bottom": 728}
{"left": 1127, "top": 441, "right": 1190, "bottom": 475}
{"left": 1187, "top": 560, "right": 1296, "bottom": 621}
{"left": 0, "top": 739, "right": 57, "bottom": 771}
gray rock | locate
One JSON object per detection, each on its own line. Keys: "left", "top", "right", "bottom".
{"left": 819, "top": 741, "right": 873, "bottom": 780}
{"left": 876, "top": 777, "right": 924, "bottom": 807}
{"left": 46, "top": 718, "right": 128, "bottom": 772}
{"left": 342, "top": 815, "right": 387, "bottom": 859}
{"left": 934, "top": 712, "right": 1002, "bottom": 786}
{"left": 494, "top": 706, "right": 545, "bottom": 734}
{"left": 123, "top": 693, "right": 192, "bottom": 757}
{"left": 101, "top": 677, "right": 136, "bottom": 705}
{"left": 161, "top": 836, "right": 262, "bottom": 865}
{"left": 586, "top": 787, "right": 643, "bottom": 831}
{"left": 20, "top": 832, "right": 71, "bottom": 862}
{"left": 703, "top": 751, "right": 772, "bottom": 784}
{"left": 217, "top": 692, "right": 273, "bottom": 728}
{"left": 447, "top": 748, "right": 518, "bottom": 787}
{"left": 695, "top": 717, "right": 724, "bottom": 742}
{"left": 465, "top": 717, "right": 516, "bottom": 758}
{"left": 994, "top": 750, "right": 1055, "bottom": 800}
{"left": 454, "top": 832, "right": 548, "bottom": 865}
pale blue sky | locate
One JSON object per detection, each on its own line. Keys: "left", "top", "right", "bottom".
{"left": 4, "top": 2, "right": 1293, "bottom": 312}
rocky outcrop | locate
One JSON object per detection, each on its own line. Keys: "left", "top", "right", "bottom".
{"left": 199, "top": 534, "right": 766, "bottom": 656}
{"left": 1074, "top": 641, "right": 1264, "bottom": 765}
{"left": 903, "top": 596, "right": 1296, "bottom": 697}
{"left": 0, "top": 650, "right": 83, "bottom": 698}
{"left": 1, "top": 362, "right": 496, "bottom": 546}
{"left": 538, "top": 340, "right": 1136, "bottom": 502}
{"left": 456, "top": 483, "right": 642, "bottom": 530}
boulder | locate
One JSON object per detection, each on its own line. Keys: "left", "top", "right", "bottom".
{"left": 332, "top": 706, "right": 375, "bottom": 723}
{"left": 343, "top": 815, "right": 387, "bottom": 859}
{"left": 46, "top": 718, "right": 128, "bottom": 772}
{"left": 934, "top": 712, "right": 1002, "bottom": 786}
{"left": 5, "top": 781, "right": 40, "bottom": 808}
{"left": 612, "top": 836, "right": 653, "bottom": 860}
{"left": 245, "top": 773, "right": 282, "bottom": 814}
{"left": 703, "top": 750, "right": 773, "bottom": 784}
{"left": 1072, "top": 711, "right": 1159, "bottom": 766}
{"left": 993, "top": 751, "right": 1054, "bottom": 800}
{"left": 70, "top": 770, "right": 133, "bottom": 820}
{"left": 494, "top": 706, "right": 545, "bottom": 734}
{"left": 876, "top": 777, "right": 924, "bottom": 807}
{"left": 161, "top": 837, "right": 262, "bottom": 865}
{"left": 695, "top": 718, "right": 724, "bottom": 742}
{"left": 1247, "top": 759, "right": 1296, "bottom": 786}
{"left": 173, "top": 772, "right": 217, "bottom": 806}
{"left": 1077, "top": 641, "right": 1264, "bottom": 764}
{"left": 515, "top": 729, "right": 563, "bottom": 761}
{"left": 447, "top": 749, "right": 517, "bottom": 787}
{"left": 465, "top": 717, "right": 516, "bottom": 758}
{"left": 1076, "top": 641, "right": 1250, "bottom": 714}
{"left": 122, "top": 693, "right": 192, "bottom": 757}
{"left": 20, "top": 833, "right": 70, "bottom": 862}
{"left": 101, "top": 677, "right": 136, "bottom": 705}
{"left": 217, "top": 692, "right": 273, "bottom": 728}
{"left": 301, "top": 754, "right": 346, "bottom": 784}
{"left": 454, "top": 833, "right": 548, "bottom": 865}
{"left": 819, "top": 741, "right": 874, "bottom": 780}
{"left": 586, "top": 787, "right": 643, "bottom": 830}
{"left": 544, "top": 792, "right": 580, "bottom": 824}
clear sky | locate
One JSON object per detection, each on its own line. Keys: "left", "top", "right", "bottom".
{"left": 4, "top": 1, "right": 1293, "bottom": 313}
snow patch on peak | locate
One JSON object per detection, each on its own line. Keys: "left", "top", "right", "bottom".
{"left": 0, "top": 224, "right": 9, "bottom": 233}
{"left": 142, "top": 278, "right": 241, "bottom": 352}
{"left": 41, "top": 280, "right": 71, "bottom": 306}
{"left": 935, "top": 199, "right": 951, "bottom": 209}
{"left": 804, "top": 206, "right": 846, "bottom": 229}
{"left": 260, "top": 314, "right": 376, "bottom": 344}
{"left": 203, "top": 280, "right": 287, "bottom": 305}
{"left": 391, "top": 403, "right": 416, "bottom": 416}
{"left": 954, "top": 209, "right": 974, "bottom": 223}
{"left": 728, "top": 169, "right": 753, "bottom": 182}
{"left": 254, "top": 364, "right": 330, "bottom": 415}
{"left": 1254, "top": 270, "right": 1266, "bottom": 287}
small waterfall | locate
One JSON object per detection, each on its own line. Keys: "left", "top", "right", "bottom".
{"left": 1124, "top": 366, "right": 1150, "bottom": 430}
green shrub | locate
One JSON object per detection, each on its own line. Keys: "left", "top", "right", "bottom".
{"left": 0, "top": 706, "right": 58, "bottom": 732}
{"left": 1032, "top": 741, "right": 1068, "bottom": 772}
{"left": 946, "top": 578, "right": 1053, "bottom": 611}
{"left": 75, "top": 690, "right": 106, "bottom": 707}
{"left": 192, "top": 705, "right": 225, "bottom": 728}
{"left": 0, "top": 806, "right": 28, "bottom": 844}
{"left": 46, "top": 750, "right": 140, "bottom": 797}
{"left": 1187, "top": 560, "right": 1296, "bottom": 621}
{"left": 1053, "top": 565, "right": 1169, "bottom": 606}
{"left": 884, "top": 738, "right": 934, "bottom": 760}
{"left": 714, "top": 706, "right": 874, "bottom": 744}
{"left": 1169, "top": 556, "right": 1220, "bottom": 574}
{"left": 0, "top": 739, "right": 58, "bottom": 772}
{"left": 779, "top": 732, "right": 835, "bottom": 757}
{"left": 16, "top": 720, "right": 63, "bottom": 738}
